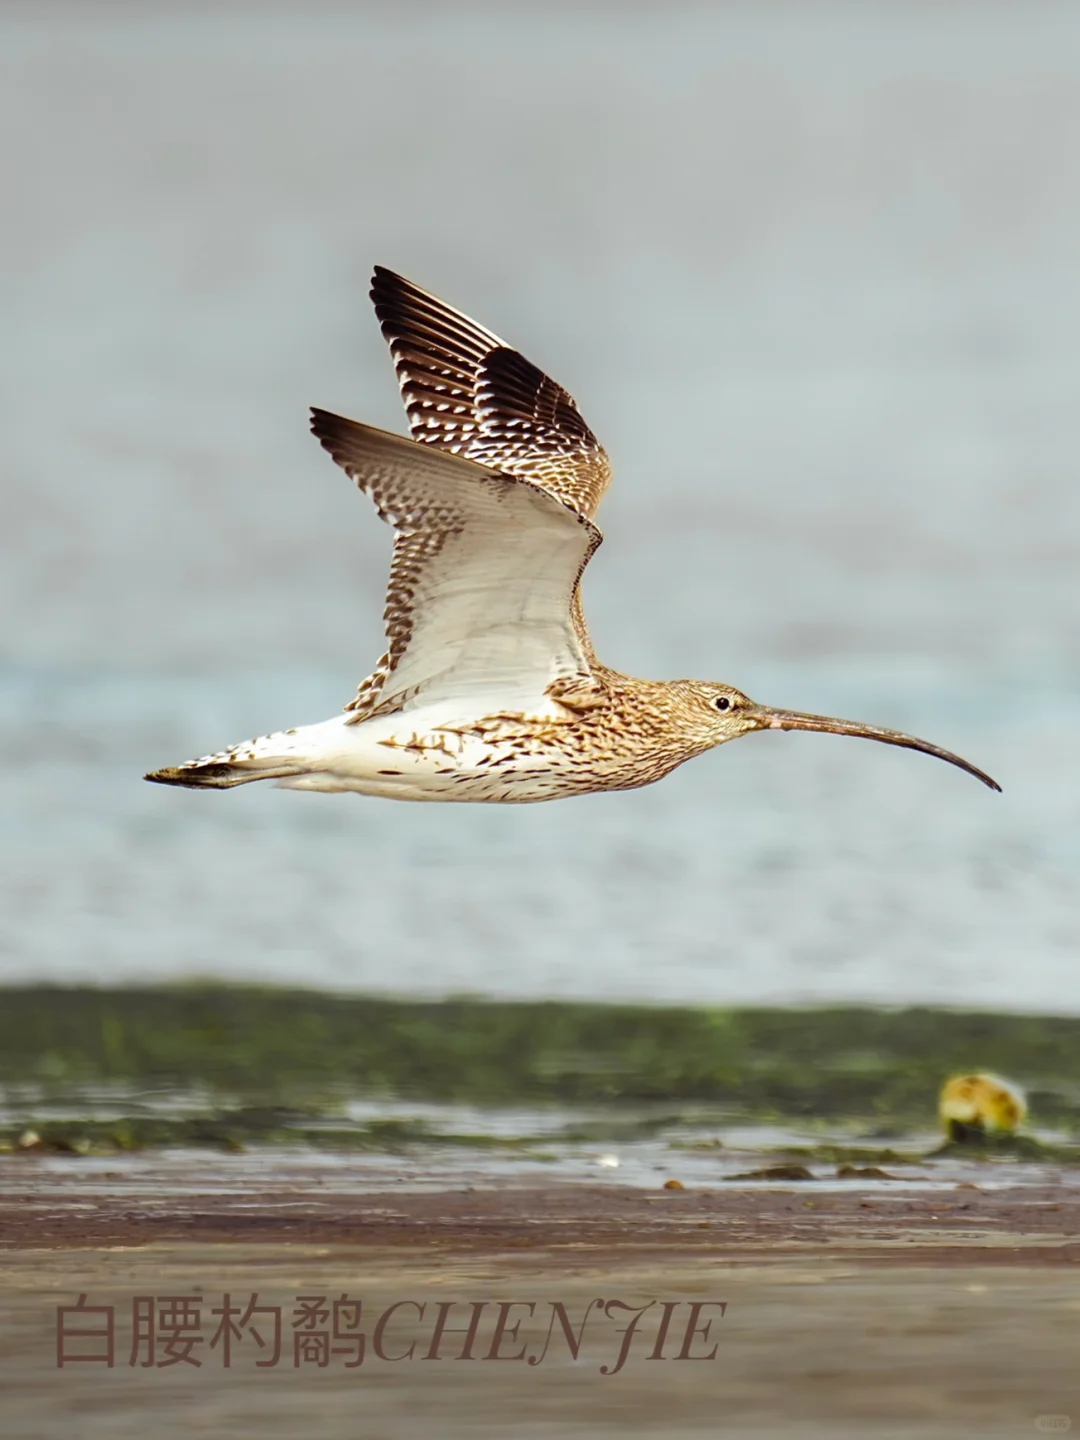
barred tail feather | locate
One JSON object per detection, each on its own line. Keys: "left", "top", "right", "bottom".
{"left": 144, "top": 728, "right": 312, "bottom": 790}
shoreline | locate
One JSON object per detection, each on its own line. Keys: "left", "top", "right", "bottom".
{"left": 3, "top": 1153, "right": 1078, "bottom": 1266}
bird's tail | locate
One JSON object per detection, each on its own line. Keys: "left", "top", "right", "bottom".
{"left": 144, "top": 727, "right": 312, "bottom": 789}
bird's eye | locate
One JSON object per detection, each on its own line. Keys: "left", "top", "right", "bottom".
{"left": 714, "top": 695, "right": 732, "bottom": 712}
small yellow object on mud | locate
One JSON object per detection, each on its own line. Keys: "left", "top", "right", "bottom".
{"left": 662, "top": 1178, "right": 685, "bottom": 1190}
{"left": 939, "top": 1072, "right": 1027, "bottom": 1140}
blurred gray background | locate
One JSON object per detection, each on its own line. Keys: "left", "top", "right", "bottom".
{"left": 2, "top": 2, "right": 1077, "bottom": 1008}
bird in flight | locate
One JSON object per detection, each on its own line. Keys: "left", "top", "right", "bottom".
{"left": 146, "top": 267, "right": 999, "bottom": 801}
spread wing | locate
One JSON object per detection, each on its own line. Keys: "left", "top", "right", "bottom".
{"left": 310, "top": 410, "right": 602, "bottom": 718}
{"left": 370, "top": 266, "right": 613, "bottom": 520}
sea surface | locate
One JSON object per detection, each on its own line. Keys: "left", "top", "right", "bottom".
{"left": 2, "top": 3, "right": 1078, "bottom": 1010}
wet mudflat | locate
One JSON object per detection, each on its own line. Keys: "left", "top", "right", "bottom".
{"left": 1, "top": 1153, "right": 1078, "bottom": 1437}
{"left": 1, "top": 1147, "right": 1078, "bottom": 1266}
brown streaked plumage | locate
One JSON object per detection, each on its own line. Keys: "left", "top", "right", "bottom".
{"left": 370, "top": 265, "right": 612, "bottom": 516}
{"left": 145, "top": 267, "right": 1000, "bottom": 800}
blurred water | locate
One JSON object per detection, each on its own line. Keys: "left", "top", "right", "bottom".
{"left": 2, "top": 3, "right": 1078, "bottom": 1009}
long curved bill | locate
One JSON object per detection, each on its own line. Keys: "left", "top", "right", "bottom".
{"left": 748, "top": 706, "right": 1001, "bottom": 792}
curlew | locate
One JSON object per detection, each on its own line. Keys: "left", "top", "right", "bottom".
{"left": 146, "top": 267, "right": 1000, "bottom": 801}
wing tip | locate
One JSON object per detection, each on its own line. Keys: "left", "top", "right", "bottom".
{"left": 369, "top": 263, "right": 401, "bottom": 302}
{"left": 370, "top": 264, "right": 431, "bottom": 315}
{"left": 309, "top": 405, "right": 353, "bottom": 460}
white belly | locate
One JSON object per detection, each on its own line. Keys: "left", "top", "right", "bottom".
{"left": 274, "top": 703, "right": 579, "bottom": 803}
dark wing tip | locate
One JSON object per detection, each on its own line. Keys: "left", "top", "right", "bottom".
{"left": 370, "top": 264, "right": 405, "bottom": 302}
{"left": 309, "top": 406, "right": 355, "bottom": 463}
{"left": 370, "top": 265, "right": 432, "bottom": 317}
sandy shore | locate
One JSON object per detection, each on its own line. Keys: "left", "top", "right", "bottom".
{"left": 1, "top": 1153, "right": 1078, "bottom": 1436}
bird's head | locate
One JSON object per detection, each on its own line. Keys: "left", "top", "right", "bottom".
{"left": 675, "top": 681, "right": 1001, "bottom": 791}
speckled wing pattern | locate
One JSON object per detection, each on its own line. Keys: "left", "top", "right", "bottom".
{"left": 370, "top": 265, "right": 613, "bottom": 519}
{"left": 310, "top": 411, "right": 602, "bottom": 718}
{"left": 336, "top": 268, "right": 614, "bottom": 720}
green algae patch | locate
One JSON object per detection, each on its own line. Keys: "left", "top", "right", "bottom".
{"left": 2, "top": 1112, "right": 538, "bottom": 1157}
{"left": 726, "top": 1163, "right": 816, "bottom": 1182}
{"left": 1, "top": 985, "right": 1080, "bottom": 1133}
{"left": 753, "top": 1144, "right": 927, "bottom": 1166}
{"left": 929, "top": 1132, "right": 1080, "bottom": 1163}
